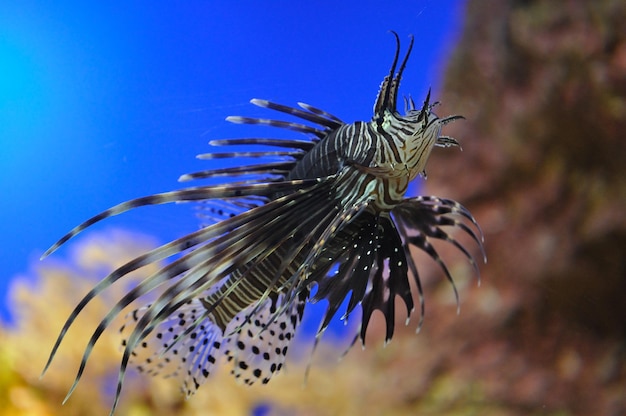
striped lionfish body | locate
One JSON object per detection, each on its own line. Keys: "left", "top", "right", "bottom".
{"left": 41, "top": 32, "right": 485, "bottom": 415}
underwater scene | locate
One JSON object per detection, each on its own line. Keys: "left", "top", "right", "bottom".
{"left": 1, "top": 1, "right": 625, "bottom": 415}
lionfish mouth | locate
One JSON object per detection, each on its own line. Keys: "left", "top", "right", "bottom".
{"left": 40, "top": 31, "right": 485, "bottom": 415}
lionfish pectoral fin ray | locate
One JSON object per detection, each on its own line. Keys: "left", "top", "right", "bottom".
{"left": 120, "top": 300, "right": 222, "bottom": 397}
{"left": 408, "top": 234, "right": 461, "bottom": 313}
{"left": 174, "top": 179, "right": 337, "bottom": 338}
{"left": 221, "top": 177, "right": 352, "bottom": 335}
{"left": 277, "top": 197, "right": 372, "bottom": 319}
{"left": 62, "top": 253, "right": 223, "bottom": 405}
{"left": 41, "top": 179, "right": 322, "bottom": 259}
{"left": 341, "top": 252, "right": 376, "bottom": 320}
{"left": 41, "top": 222, "right": 218, "bottom": 378}
{"left": 231, "top": 217, "right": 325, "bottom": 337}
{"left": 425, "top": 221, "right": 483, "bottom": 280}
{"left": 391, "top": 214, "right": 426, "bottom": 331}
{"left": 115, "top": 176, "right": 342, "bottom": 402}
{"left": 395, "top": 196, "right": 486, "bottom": 261}
{"left": 303, "top": 324, "right": 326, "bottom": 383}
{"left": 313, "top": 215, "right": 382, "bottom": 333}
{"left": 42, "top": 183, "right": 327, "bottom": 379}
{"left": 404, "top": 242, "right": 424, "bottom": 331}
{"left": 131, "top": 261, "right": 224, "bottom": 356}
{"left": 61, "top": 178, "right": 334, "bottom": 411}
{"left": 410, "top": 210, "right": 483, "bottom": 263}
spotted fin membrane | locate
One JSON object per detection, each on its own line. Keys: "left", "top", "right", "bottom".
{"left": 120, "top": 292, "right": 305, "bottom": 396}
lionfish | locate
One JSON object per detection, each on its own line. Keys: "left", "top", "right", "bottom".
{"left": 41, "top": 32, "right": 485, "bottom": 415}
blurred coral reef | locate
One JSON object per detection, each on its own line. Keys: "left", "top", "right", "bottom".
{"left": 1, "top": 230, "right": 516, "bottom": 416}
{"left": 427, "top": 0, "right": 626, "bottom": 415}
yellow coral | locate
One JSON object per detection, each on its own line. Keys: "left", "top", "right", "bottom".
{"left": 2, "top": 229, "right": 547, "bottom": 416}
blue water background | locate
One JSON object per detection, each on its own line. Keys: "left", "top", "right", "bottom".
{"left": 0, "top": 1, "right": 465, "bottom": 323}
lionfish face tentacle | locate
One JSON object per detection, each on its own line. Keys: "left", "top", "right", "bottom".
{"left": 42, "top": 32, "right": 485, "bottom": 415}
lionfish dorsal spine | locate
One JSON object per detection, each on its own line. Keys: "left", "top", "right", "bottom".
{"left": 373, "top": 31, "right": 415, "bottom": 117}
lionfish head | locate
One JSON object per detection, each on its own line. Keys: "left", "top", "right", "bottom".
{"left": 368, "top": 31, "right": 464, "bottom": 181}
